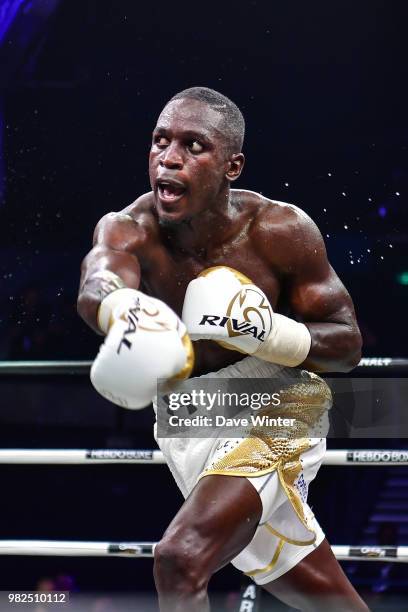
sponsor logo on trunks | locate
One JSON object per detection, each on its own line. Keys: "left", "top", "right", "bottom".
{"left": 295, "top": 473, "right": 308, "bottom": 503}
{"left": 349, "top": 547, "right": 397, "bottom": 558}
{"left": 347, "top": 451, "right": 408, "bottom": 463}
{"left": 86, "top": 450, "right": 153, "bottom": 461}
{"left": 199, "top": 287, "right": 272, "bottom": 341}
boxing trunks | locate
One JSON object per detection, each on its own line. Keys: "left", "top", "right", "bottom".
{"left": 154, "top": 356, "right": 332, "bottom": 584}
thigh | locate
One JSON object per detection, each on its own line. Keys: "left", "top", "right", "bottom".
{"left": 160, "top": 473, "right": 263, "bottom": 574}
{"left": 263, "top": 538, "right": 369, "bottom": 611}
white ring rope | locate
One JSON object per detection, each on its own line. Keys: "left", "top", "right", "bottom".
{"left": 0, "top": 449, "right": 164, "bottom": 464}
{"left": 0, "top": 541, "right": 406, "bottom": 562}
{"left": 0, "top": 449, "right": 407, "bottom": 465}
{"left": 333, "top": 546, "right": 408, "bottom": 562}
{"left": 1, "top": 363, "right": 406, "bottom": 569}
{"left": 0, "top": 541, "right": 156, "bottom": 557}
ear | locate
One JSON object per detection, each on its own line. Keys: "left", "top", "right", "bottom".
{"left": 225, "top": 153, "right": 245, "bottom": 182}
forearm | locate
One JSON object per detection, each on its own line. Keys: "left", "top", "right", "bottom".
{"left": 77, "top": 279, "right": 113, "bottom": 335}
{"left": 77, "top": 246, "right": 141, "bottom": 334}
{"left": 302, "top": 322, "right": 362, "bottom": 373}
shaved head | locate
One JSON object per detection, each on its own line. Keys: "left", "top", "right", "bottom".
{"left": 166, "top": 87, "right": 245, "bottom": 154}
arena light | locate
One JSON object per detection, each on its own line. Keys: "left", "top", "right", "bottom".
{"left": 396, "top": 271, "right": 408, "bottom": 286}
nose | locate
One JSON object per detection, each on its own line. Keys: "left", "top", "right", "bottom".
{"left": 160, "top": 142, "right": 183, "bottom": 170}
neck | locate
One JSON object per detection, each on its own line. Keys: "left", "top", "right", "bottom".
{"left": 162, "top": 188, "right": 234, "bottom": 255}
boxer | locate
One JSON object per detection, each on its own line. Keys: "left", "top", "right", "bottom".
{"left": 78, "top": 87, "right": 367, "bottom": 611}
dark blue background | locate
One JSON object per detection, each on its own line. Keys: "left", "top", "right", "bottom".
{"left": 0, "top": 0, "right": 407, "bottom": 606}
{"left": 0, "top": 0, "right": 407, "bottom": 360}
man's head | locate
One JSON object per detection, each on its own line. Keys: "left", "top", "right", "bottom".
{"left": 169, "top": 87, "right": 245, "bottom": 154}
{"left": 149, "top": 87, "right": 245, "bottom": 226}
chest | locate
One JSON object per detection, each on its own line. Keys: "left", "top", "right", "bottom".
{"left": 139, "top": 242, "right": 282, "bottom": 318}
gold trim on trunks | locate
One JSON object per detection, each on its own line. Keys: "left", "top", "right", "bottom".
{"left": 245, "top": 539, "right": 285, "bottom": 577}
{"left": 264, "top": 522, "right": 316, "bottom": 546}
{"left": 199, "top": 374, "right": 330, "bottom": 539}
{"left": 244, "top": 520, "right": 317, "bottom": 578}
{"left": 200, "top": 467, "right": 282, "bottom": 479}
{"left": 200, "top": 435, "right": 315, "bottom": 538}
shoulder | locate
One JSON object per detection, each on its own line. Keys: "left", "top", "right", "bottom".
{"left": 253, "top": 194, "right": 323, "bottom": 242}
{"left": 232, "top": 190, "right": 318, "bottom": 236}
{"left": 235, "top": 191, "right": 326, "bottom": 270}
{"left": 233, "top": 190, "right": 309, "bottom": 225}
{"left": 246, "top": 193, "right": 317, "bottom": 233}
{"left": 93, "top": 192, "right": 160, "bottom": 250}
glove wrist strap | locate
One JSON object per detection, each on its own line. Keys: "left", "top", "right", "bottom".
{"left": 254, "top": 314, "right": 311, "bottom": 367}
{"left": 97, "top": 287, "right": 139, "bottom": 334}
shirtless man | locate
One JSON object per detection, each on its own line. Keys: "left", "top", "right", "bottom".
{"left": 77, "top": 87, "right": 367, "bottom": 611}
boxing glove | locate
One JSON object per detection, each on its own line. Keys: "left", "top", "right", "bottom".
{"left": 182, "top": 266, "right": 311, "bottom": 367}
{"left": 91, "top": 288, "right": 194, "bottom": 409}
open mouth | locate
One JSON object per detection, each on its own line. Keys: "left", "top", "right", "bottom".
{"left": 157, "top": 181, "right": 186, "bottom": 203}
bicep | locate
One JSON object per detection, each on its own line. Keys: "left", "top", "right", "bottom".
{"left": 80, "top": 245, "right": 141, "bottom": 290}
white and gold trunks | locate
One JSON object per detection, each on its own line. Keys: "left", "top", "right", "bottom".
{"left": 154, "top": 355, "right": 332, "bottom": 584}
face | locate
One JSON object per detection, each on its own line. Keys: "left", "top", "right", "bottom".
{"left": 149, "top": 98, "right": 240, "bottom": 225}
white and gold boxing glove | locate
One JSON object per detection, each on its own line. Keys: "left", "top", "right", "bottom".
{"left": 91, "top": 285, "right": 194, "bottom": 409}
{"left": 182, "top": 266, "right": 311, "bottom": 367}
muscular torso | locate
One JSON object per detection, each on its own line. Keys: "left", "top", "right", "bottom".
{"left": 118, "top": 190, "right": 293, "bottom": 375}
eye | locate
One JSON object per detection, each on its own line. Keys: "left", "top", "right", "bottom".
{"left": 154, "top": 135, "right": 169, "bottom": 147}
{"left": 188, "top": 140, "right": 204, "bottom": 153}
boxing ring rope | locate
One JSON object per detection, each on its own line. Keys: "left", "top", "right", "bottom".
{"left": 0, "top": 541, "right": 407, "bottom": 562}
{"left": 0, "top": 361, "right": 92, "bottom": 375}
{"left": 0, "top": 448, "right": 407, "bottom": 465}
{"left": 0, "top": 357, "right": 407, "bottom": 375}
{"left": 1, "top": 357, "right": 407, "bottom": 563}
